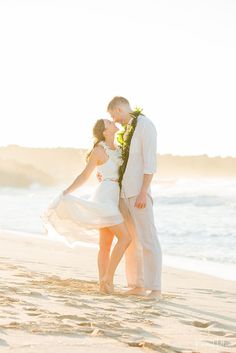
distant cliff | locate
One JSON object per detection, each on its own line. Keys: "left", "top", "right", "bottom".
{"left": 155, "top": 154, "right": 236, "bottom": 179}
{"left": 0, "top": 145, "right": 235, "bottom": 187}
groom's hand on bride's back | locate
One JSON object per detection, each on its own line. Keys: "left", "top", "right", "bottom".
{"left": 96, "top": 171, "right": 103, "bottom": 182}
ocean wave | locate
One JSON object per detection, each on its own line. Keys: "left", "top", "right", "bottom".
{"left": 154, "top": 195, "right": 234, "bottom": 207}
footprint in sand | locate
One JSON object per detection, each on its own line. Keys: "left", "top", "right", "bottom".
{"left": 56, "top": 314, "right": 85, "bottom": 321}
{"left": 21, "top": 290, "right": 45, "bottom": 298}
{"left": 127, "top": 341, "right": 186, "bottom": 353}
{"left": 13, "top": 271, "right": 34, "bottom": 278}
{"left": 26, "top": 311, "right": 42, "bottom": 317}
{"left": 207, "top": 329, "right": 231, "bottom": 336}
{"left": 180, "top": 319, "right": 214, "bottom": 328}
{"left": 225, "top": 332, "right": 236, "bottom": 338}
{"left": 23, "top": 306, "right": 39, "bottom": 313}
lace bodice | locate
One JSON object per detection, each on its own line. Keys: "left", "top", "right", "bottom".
{"left": 97, "top": 141, "right": 123, "bottom": 181}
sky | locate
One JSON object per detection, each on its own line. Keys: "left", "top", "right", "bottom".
{"left": 0, "top": 0, "right": 235, "bottom": 157}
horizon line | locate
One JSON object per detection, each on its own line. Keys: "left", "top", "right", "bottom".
{"left": 0, "top": 144, "right": 235, "bottom": 159}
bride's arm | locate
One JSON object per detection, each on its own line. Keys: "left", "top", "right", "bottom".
{"left": 63, "top": 147, "right": 101, "bottom": 195}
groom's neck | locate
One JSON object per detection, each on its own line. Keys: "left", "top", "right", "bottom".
{"left": 122, "top": 110, "right": 133, "bottom": 125}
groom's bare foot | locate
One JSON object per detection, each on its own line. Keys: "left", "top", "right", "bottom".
{"left": 148, "top": 290, "right": 162, "bottom": 299}
{"left": 125, "top": 287, "right": 146, "bottom": 296}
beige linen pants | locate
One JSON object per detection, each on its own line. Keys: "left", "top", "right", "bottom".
{"left": 119, "top": 194, "right": 162, "bottom": 291}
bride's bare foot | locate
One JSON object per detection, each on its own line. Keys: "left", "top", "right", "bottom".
{"left": 99, "top": 281, "right": 106, "bottom": 293}
{"left": 103, "top": 281, "right": 114, "bottom": 294}
{"left": 100, "top": 278, "right": 114, "bottom": 294}
{"left": 148, "top": 290, "right": 162, "bottom": 299}
{"left": 125, "top": 287, "right": 146, "bottom": 296}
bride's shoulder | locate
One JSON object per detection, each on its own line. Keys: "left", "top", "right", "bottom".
{"left": 93, "top": 142, "right": 105, "bottom": 153}
{"left": 97, "top": 141, "right": 106, "bottom": 148}
{"left": 91, "top": 142, "right": 109, "bottom": 160}
{"left": 97, "top": 141, "right": 110, "bottom": 153}
{"left": 89, "top": 143, "right": 104, "bottom": 156}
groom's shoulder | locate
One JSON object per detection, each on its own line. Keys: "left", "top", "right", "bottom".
{"left": 138, "top": 114, "right": 156, "bottom": 129}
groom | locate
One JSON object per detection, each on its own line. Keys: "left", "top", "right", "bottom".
{"left": 106, "top": 96, "right": 162, "bottom": 297}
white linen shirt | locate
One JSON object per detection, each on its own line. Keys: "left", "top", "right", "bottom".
{"left": 120, "top": 115, "right": 157, "bottom": 199}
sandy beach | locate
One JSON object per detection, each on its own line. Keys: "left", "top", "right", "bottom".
{"left": 0, "top": 230, "right": 235, "bottom": 353}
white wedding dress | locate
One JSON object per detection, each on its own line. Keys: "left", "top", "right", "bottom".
{"left": 42, "top": 141, "right": 124, "bottom": 244}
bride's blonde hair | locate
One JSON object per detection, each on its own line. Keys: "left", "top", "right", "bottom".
{"left": 86, "top": 119, "right": 106, "bottom": 162}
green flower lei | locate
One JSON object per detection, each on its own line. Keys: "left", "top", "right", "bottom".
{"left": 117, "top": 107, "right": 143, "bottom": 188}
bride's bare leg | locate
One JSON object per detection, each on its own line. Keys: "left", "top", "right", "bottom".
{"left": 102, "top": 223, "right": 131, "bottom": 291}
{"left": 98, "top": 228, "right": 114, "bottom": 285}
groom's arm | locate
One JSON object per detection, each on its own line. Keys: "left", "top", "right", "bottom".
{"left": 140, "top": 174, "right": 154, "bottom": 194}
{"left": 135, "top": 120, "right": 157, "bottom": 209}
{"left": 135, "top": 174, "right": 154, "bottom": 208}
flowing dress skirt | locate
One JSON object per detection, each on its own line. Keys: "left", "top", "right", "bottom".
{"left": 42, "top": 180, "right": 124, "bottom": 245}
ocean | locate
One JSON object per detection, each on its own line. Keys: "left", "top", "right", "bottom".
{"left": 0, "top": 178, "right": 235, "bottom": 281}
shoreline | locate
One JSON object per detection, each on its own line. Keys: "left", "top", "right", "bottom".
{"left": 2, "top": 228, "right": 236, "bottom": 282}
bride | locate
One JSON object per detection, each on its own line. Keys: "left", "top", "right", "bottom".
{"left": 42, "top": 119, "right": 131, "bottom": 294}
